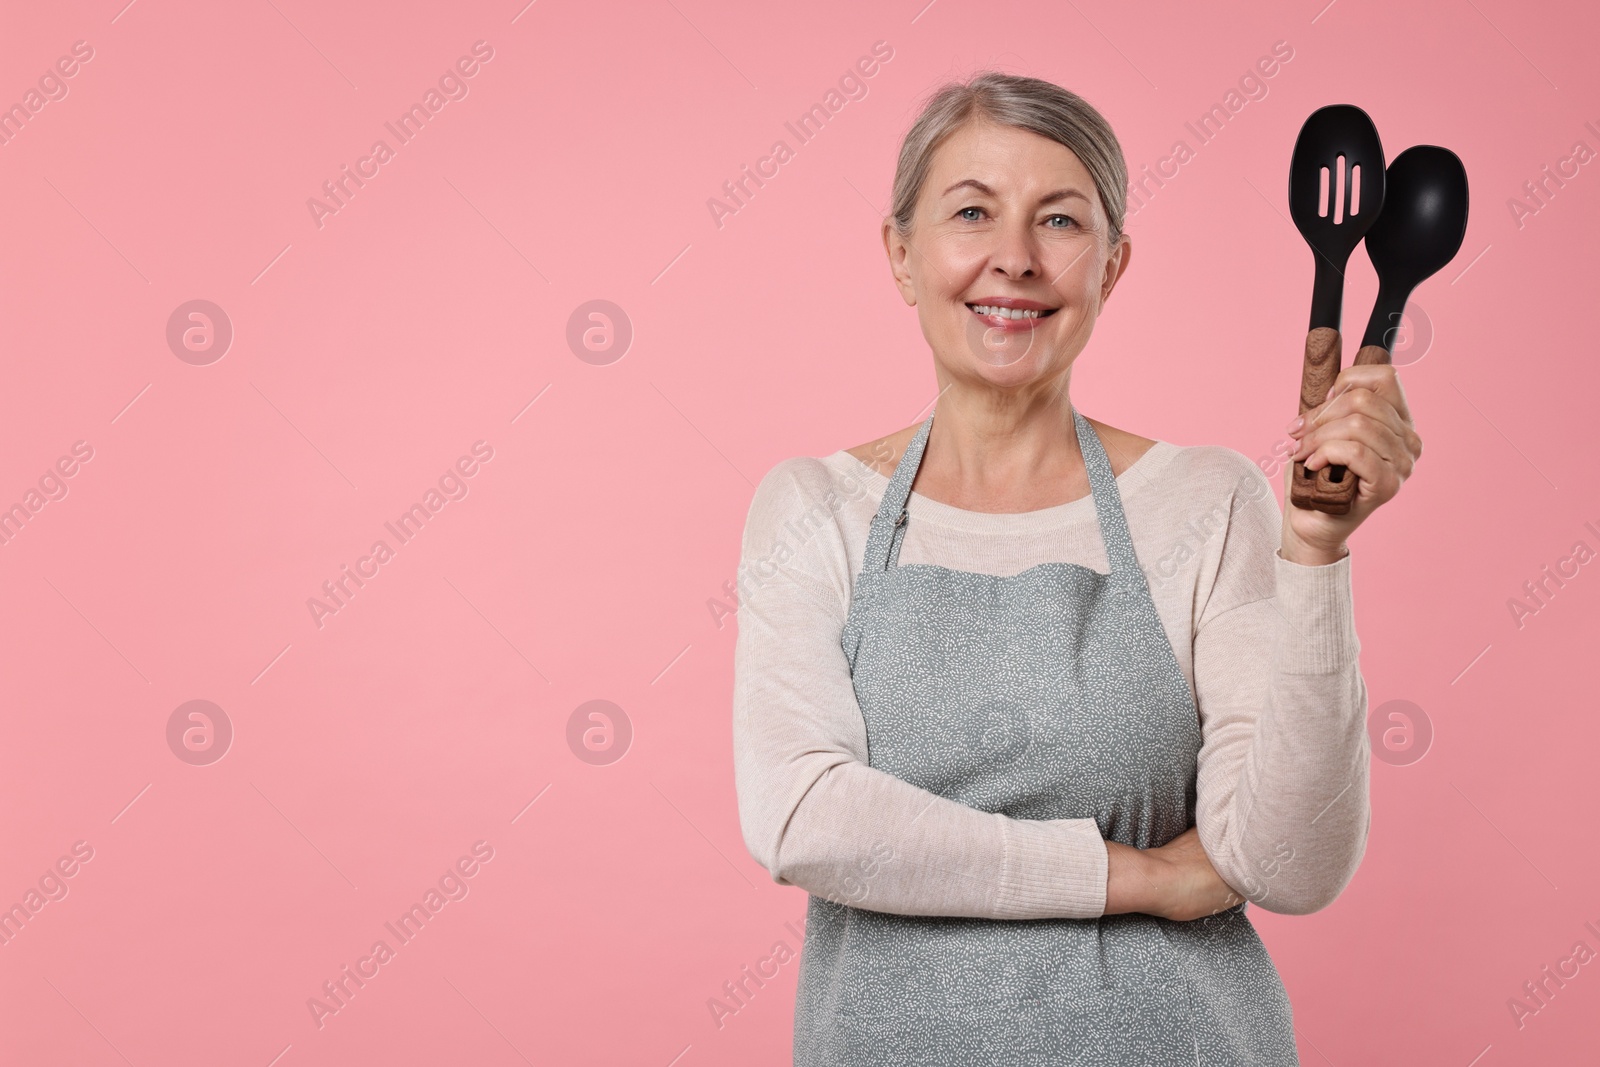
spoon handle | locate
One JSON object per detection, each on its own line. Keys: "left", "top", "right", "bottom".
{"left": 1289, "top": 327, "right": 1347, "bottom": 513}
{"left": 1303, "top": 344, "right": 1392, "bottom": 512}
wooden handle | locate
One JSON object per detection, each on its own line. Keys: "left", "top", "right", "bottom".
{"left": 1301, "top": 344, "right": 1392, "bottom": 514}
{"left": 1289, "top": 328, "right": 1347, "bottom": 514}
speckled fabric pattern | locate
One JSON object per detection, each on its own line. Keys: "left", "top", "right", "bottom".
{"left": 792, "top": 407, "right": 1300, "bottom": 1066}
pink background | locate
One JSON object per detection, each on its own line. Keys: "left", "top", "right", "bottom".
{"left": 2, "top": 0, "right": 1596, "bottom": 1063}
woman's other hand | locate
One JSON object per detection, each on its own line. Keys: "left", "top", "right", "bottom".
{"left": 1104, "top": 827, "right": 1244, "bottom": 922}
{"left": 1281, "top": 364, "right": 1423, "bottom": 565}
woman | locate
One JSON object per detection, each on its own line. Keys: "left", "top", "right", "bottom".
{"left": 731, "top": 71, "right": 1419, "bottom": 1065}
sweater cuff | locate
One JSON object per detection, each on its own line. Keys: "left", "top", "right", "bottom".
{"left": 994, "top": 816, "right": 1107, "bottom": 920}
{"left": 1271, "top": 549, "right": 1361, "bottom": 673}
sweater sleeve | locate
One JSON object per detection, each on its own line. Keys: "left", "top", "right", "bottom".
{"left": 731, "top": 459, "right": 1109, "bottom": 919}
{"left": 1189, "top": 458, "right": 1372, "bottom": 915}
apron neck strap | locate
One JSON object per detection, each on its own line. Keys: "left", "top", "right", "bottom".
{"left": 863, "top": 406, "right": 1141, "bottom": 582}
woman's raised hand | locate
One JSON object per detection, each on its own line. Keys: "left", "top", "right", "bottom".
{"left": 1282, "top": 363, "right": 1423, "bottom": 564}
{"left": 1104, "top": 827, "right": 1244, "bottom": 922}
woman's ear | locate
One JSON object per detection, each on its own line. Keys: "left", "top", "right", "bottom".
{"left": 1099, "top": 232, "right": 1132, "bottom": 308}
{"left": 882, "top": 219, "right": 918, "bottom": 307}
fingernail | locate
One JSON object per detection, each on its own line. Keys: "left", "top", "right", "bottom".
{"left": 1286, "top": 415, "right": 1304, "bottom": 433}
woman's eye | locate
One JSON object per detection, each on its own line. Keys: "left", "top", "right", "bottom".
{"left": 957, "top": 206, "right": 985, "bottom": 221}
{"left": 1045, "top": 214, "right": 1078, "bottom": 228}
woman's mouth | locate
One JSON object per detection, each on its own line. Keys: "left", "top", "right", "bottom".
{"left": 966, "top": 303, "right": 1058, "bottom": 330}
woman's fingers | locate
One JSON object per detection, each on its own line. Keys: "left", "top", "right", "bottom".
{"left": 1294, "top": 410, "right": 1413, "bottom": 480}
{"left": 1301, "top": 378, "right": 1406, "bottom": 442}
{"left": 1290, "top": 367, "right": 1423, "bottom": 488}
{"left": 1299, "top": 439, "right": 1400, "bottom": 505}
{"left": 1312, "top": 364, "right": 1414, "bottom": 429}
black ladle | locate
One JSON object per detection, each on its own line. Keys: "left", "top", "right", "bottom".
{"left": 1311, "top": 145, "right": 1469, "bottom": 509}
{"left": 1287, "top": 104, "right": 1386, "bottom": 514}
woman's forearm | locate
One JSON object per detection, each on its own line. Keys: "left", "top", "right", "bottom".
{"left": 1103, "top": 840, "right": 1161, "bottom": 915}
{"left": 737, "top": 749, "right": 1112, "bottom": 920}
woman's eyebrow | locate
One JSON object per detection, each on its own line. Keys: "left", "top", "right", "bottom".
{"left": 941, "top": 178, "right": 1092, "bottom": 206}
{"left": 1038, "top": 188, "right": 1092, "bottom": 206}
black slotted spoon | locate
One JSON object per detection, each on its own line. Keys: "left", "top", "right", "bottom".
{"left": 1286, "top": 104, "right": 1386, "bottom": 514}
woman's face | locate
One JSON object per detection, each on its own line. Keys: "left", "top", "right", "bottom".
{"left": 884, "top": 118, "right": 1131, "bottom": 390}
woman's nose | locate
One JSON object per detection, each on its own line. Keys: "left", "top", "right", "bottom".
{"left": 987, "top": 219, "right": 1039, "bottom": 278}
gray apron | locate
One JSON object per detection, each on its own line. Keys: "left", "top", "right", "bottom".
{"left": 793, "top": 407, "right": 1300, "bottom": 1065}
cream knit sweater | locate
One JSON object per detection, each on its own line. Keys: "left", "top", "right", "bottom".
{"left": 731, "top": 434, "right": 1371, "bottom": 920}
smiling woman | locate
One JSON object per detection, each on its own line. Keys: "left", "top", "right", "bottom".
{"left": 733, "top": 69, "right": 1421, "bottom": 1066}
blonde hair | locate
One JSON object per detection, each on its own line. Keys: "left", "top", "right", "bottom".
{"left": 888, "top": 71, "right": 1128, "bottom": 245}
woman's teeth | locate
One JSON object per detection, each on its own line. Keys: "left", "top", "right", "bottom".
{"left": 969, "top": 304, "right": 1053, "bottom": 319}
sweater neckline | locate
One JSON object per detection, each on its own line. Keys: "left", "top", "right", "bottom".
{"left": 827, "top": 440, "right": 1177, "bottom": 536}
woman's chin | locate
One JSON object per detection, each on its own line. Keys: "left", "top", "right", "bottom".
{"left": 964, "top": 317, "right": 1049, "bottom": 370}
{"left": 946, "top": 350, "right": 1058, "bottom": 389}
{"left": 972, "top": 339, "right": 1039, "bottom": 368}
{"left": 958, "top": 307, "right": 1067, "bottom": 369}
